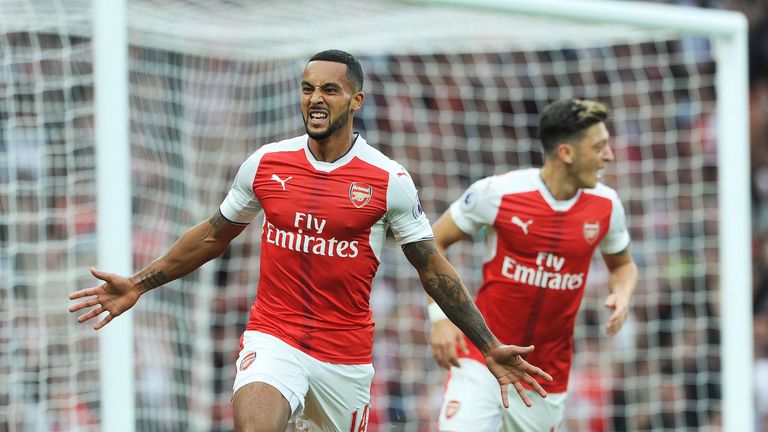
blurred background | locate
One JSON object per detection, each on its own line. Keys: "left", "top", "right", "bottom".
{"left": 0, "top": 0, "right": 766, "bottom": 431}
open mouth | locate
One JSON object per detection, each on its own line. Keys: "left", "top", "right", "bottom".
{"left": 308, "top": 110, "right": 328, "bottom": 127}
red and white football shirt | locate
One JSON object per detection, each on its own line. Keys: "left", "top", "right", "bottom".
{"left": 219, "top": 134, "right": 433, "bottom": 364}
{"left": 449, "top": 168, "right": 630, "bottom": 393}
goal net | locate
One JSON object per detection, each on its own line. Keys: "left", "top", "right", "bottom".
{"left": 0, "top": 0, "right": 749, "bottom": 431}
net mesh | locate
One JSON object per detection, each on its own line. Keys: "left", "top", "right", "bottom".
{"left": 1, "top": 0, "right": 723, "bottom": 431}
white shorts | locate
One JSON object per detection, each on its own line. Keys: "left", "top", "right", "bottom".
{"left": 233, "top": 331, "right": 374, "bottom": 432}
{"left": 438, "top": 358, "right": 567, "bottom": 432}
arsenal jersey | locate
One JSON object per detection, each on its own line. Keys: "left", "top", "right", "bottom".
{"left": 219, "top": 134, "right": 433, "bottom": 364}
{"left": 449, "top": 168, "right": 630, "bottom": 393}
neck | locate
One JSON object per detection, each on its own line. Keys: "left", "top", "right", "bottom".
{"left": 540, "top": 162, "right": 579, "bottom": 201}
{"left": 308, "top": 129, "right": 356, "bottom": 163}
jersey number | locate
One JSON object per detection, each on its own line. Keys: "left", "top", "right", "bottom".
{"left": 349, "top": 404, "right": 370, "bottom": 432}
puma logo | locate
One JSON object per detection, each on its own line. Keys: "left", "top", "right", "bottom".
{"left": 511, "top": 216, "right": 533, "bottom": 235}
{"left": 271, "top": 174, "right": 292, "bottom": 191}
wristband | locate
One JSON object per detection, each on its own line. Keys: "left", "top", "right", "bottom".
{"left": 427, "top": 302, "right": 449, "bottom": 323}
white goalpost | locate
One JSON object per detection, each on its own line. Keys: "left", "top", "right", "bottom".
{"left": 0, "top": 0, "right": 752, "bottom": 431}
{"left": 93, "top": 0, "right": 134, "bottom": 430}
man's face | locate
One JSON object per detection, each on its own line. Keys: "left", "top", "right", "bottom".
{"left": 568, "top": 122, "right": 614, "bottom": 188}
{"left": 300, "top": 60, "right": 361, "bottom": 141}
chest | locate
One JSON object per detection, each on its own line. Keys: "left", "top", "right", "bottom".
{"left": 253, "top": 157, "right": 388, "bottom": 238}
{"left": 492, "top": 192, "right": 611, "bottom": 257}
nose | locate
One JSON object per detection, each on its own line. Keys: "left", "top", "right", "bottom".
{"left": 602, "top": 144, "right": 615, "bottom": 162}
{"left": 309, "top": 87, "right": 324, "bottom": 104}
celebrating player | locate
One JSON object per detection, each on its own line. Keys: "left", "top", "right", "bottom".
{"left": 428, "top": 99, "right": 638, "bottom": 431}
{"left": 68, "top": 49, "right": 551, "bottom": 432}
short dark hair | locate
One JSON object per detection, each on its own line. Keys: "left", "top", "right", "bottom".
{"left": 308, "top": 49, "right": 364, "bottom": 92}
{"left": 538, "top": 99, "right": 608, "bottom": 155}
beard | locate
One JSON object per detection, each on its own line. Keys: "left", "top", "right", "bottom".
{"left": 304, "top": 108, "right": 350, "bottom": 141}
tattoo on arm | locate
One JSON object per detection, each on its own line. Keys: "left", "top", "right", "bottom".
{"left": 404, "top": 241, "right": 496, "bottom": 352}
{"left": 208, "top": 211, "right": 226, "bottom": 229}
{"left": 402, "top": 240, "right": 434, "bottom": 271}
{"left": 423, "top": 273, "right": 495, "bottom": 351}
{"left": 139, "top": 270, "right": 167, "bottom": 291}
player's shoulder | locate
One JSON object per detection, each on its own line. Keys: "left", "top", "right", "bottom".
{"left": 583, "top": 181, "right": 621, "bottom": 202}
{"left": 353, "top": 136, "right": 404, "bottom": 174}
{"left": 474, "top": 167, "right": 540, "bottom": 196}
{"left": 255, "top": 135, "right": 306, "bottom": 156}
{"left": 240, "top": 135, "right": 304, "bottom": 160}
{"left": 238, "top": 135, "right": 306, "bottom": 170}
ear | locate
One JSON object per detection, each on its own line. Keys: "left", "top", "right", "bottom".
{"left": 557, "top": 142, "right": 575, "bottom": 164}
{"left": 350, "top": 91, "right": 365, "bottom": 113}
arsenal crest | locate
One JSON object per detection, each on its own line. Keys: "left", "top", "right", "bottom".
{"left": 583, "top": 221, "right": 600, "bottom": 244}
{"left": 240, "top": 352, "right": 256, "bottom": 371}
{"left": 445, "top": 400, "right": 461, "bottom": 419}
{"left": 349, "top": 182, "right": 373, "bottom": 208}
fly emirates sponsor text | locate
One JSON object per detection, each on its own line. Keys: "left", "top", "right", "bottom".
{"left": 264, "top": 212, "right": 360, "bottom": 258}
{"left": 500, "top": 252, "right": 585, "bottom": 290}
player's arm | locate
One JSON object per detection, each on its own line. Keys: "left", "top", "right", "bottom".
{"left": 404, "top": 239, "right": 491, "bottom": 349}
{"left": 425, "top": 210, "right": 471, "bottom": 368}
{"left": 601, "top": 247, "right": 638, "bottom": 335}
{"left": 403, "top": 239, "right": 552, "bottom": 407}
{"left": 69, "top": 211, "right": 247, "bottom": 330}
{"left": 132, "top": 211, "right": 246, "bottom": 293}
{"left": 431, "top": 210, "right": 467, "bottom": 254}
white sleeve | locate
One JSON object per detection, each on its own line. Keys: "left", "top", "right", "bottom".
{"left": 386, "top": 165, "right": 434, "bottom": 245}
{"left": 448, "top": 177, "right": 496, "bottom": 235}
{"left": 218, "top": 150, "right": 263, "bottom": 224}
{"left": 599, "top": 193, "right": 631, "bottom": 254}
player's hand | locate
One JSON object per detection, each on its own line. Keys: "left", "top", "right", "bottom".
{"left": 484, "top": 344, "right": 552, "bottom": 408}
{"left": 68, "top": 267, "right": 141, "bottom": 330}
{"left": 430, "top": 319, "right": 469, "bottom": 369}
{"left": 604, "top": 292, "right": 630, "bottom": 335}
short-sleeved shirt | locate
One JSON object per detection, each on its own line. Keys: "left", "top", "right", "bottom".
{"left": 220, "top": 134, "right": 433, "bottom": 364}
{"left": 449, "top": 168, "right": 630, "bottom": 393}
